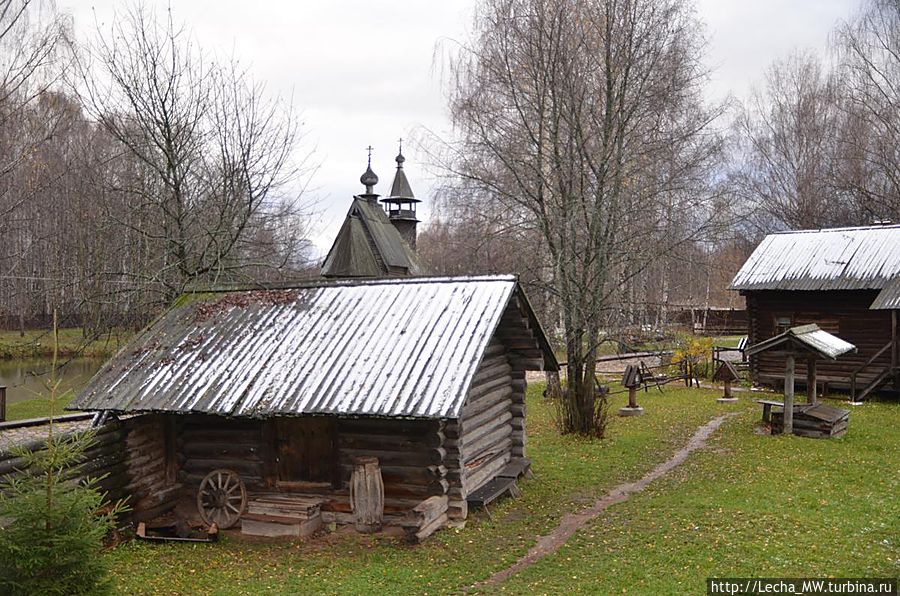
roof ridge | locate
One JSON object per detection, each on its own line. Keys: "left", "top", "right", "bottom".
{"left": 770, "top": 223, "right": 900, "bottom": 235}
{"left": 186, "top": 274, "right": 519, "bottom": 294}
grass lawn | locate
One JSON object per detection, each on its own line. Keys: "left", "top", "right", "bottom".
{"left": 5, "top": 394, "right": 75, "bottom": 421}
{"left": 103, "top": 385, "right": 899, "bottom": 595}
{"left": 0, "top": 328, "right": 132, "bottom": 360}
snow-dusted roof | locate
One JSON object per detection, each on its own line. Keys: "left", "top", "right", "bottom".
{"left": 730, "top": 225, "right": 900, "bottom": 292}
{"left": 745, "top": 324, "right": 857, "bottom": 360}
{"left": 870, "top": 278, "right": 900, "bottom": 310}
{"left": 70, "top": 276, "right": 555, "bottom": 419}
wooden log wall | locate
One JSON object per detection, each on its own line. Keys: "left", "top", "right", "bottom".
{"left": 745, "top": 290, "right": 895, "bottom": 388}
{"left": 510, "top": 370, "right": 526, "bottom": 458}
{"left": 444, "top": 340, "right": 515, "bottom": 519}
{"left": 0, "top": 418, "right": 129, "bottom": 511}
{"left": 175, "top": 415, "right": 266, "bottom": 494}
{"left": 123, "top": 414, "right": 180, "bottom": 521}
{"left": 333, "top": 418, "right": 446, "bottom": 514}
{"left": 171, "top": 413, "right": 447, "bottom": 517}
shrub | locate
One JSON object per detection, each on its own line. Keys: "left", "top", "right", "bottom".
{"left": 670, "top": 335, "right": 714, "bottom": 383}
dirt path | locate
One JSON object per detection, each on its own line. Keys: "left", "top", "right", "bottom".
{"left": 476, "top": 412, "right": 740, "bottom": 588}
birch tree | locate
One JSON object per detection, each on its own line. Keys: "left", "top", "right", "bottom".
{"left": 834, "top": 0, "right": 900, "bottom": 221}
{"left": 446, "top": 0, "right": 725, "bottom": 435}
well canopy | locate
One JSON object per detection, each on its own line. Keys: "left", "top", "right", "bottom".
{"left": 745, "top": 324, "right": 857, "bottom": 360}
{"left": 70, "top": 276, "right": 556, "bottom": 419}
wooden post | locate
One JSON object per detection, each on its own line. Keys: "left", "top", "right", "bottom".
{"left": 723, "top": 379, "right": 732, "bottom": 399}
{"left": 806, "top": 358, "right": 817, "bottom": 405}
{"left": 0, "top": 386, "right": 5, "bottom": 422}
{"left": 784, "top": 354, "right": 794, "bottom": 435}
{"left": 617, "top": 365, "right": 644, "bottom": 416}
{"left": 893, "top": 311, "right": 898, "bottom": 368}
{"left": 893, "top": 311, "right": 898, "bottom": 392}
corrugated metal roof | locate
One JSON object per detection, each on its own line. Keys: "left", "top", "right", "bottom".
{"left": 71, "top": 276, "right": 554, "bottom": 419}
{"left": 871, "top": 278, "right": 900, "bottom": 310}
{"left": 745, "top": 324, "right": 856, "bottom": 360}
{"left": 730, "top": 225, "right": 900, "bottom": 291}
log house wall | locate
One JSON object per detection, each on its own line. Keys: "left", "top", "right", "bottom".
{"left": 124, "top": 415, "right": 180, "bottom": 521}
{"left": 443, "top": 290, "right": 543, "bottom": 520}
{"left": 0, "top": 414, "right": 181, "bottom": 523}
{"left": 745, "top": 289, "right": 895, "bottom": 388}
{"left": 0, "top": 418, "right": 128, "bottom": 506}
{"left": 168, "top": 414, "right": 446, "bottom": 515}
{"left": 333, "top": 418, "right": 446, "bottom": 513}
{"left": 444, "top": 340, "right": 515, "bottom": 519}
{"left": 175, "top": 415, "right": 267, "bottom": 494}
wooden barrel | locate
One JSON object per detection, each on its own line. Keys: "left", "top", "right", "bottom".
{"left": 350, "top": 456, "right": 384, "bottom": 533}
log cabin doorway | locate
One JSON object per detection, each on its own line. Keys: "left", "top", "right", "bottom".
{"left": 274, "top": 418, "right": 337, "bottom": 490}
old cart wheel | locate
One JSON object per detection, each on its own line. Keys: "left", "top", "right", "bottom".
{"left": 197, "top": 468, "right": 246, "bottom": 529}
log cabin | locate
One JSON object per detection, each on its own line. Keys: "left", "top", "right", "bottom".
{"left": 69, "top": 276, "right": 557, "bottom": 538}
{"left": 731, "top": 224, "right": 900, "bottom": 400}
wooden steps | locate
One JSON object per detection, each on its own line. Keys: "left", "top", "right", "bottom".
{"left": 466, "top": 457, "right": 531, "bottom": 509}
{"left": 853, "top": 366, "right": 894, "bottom": 402}
{"left": 466, "top": 476, "right": 518, "bottom": 508}
{"left": 240, "top": 494, "right": 325, "bottom": 538}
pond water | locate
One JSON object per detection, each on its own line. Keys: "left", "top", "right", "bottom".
{"left": 0, "top": 358, "right": 105, "bottom": 404}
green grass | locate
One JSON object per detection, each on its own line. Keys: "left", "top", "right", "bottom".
{"left": 712, "top": 334, "right": 746, "bottom": 348}
{"left": 501, "top": 399, "right": 900, "bottom": 594}
{"left": 102, "top": 386, "right": 898, "bottom": 594}
{"left": 5, "top": 394, "right": 75, "bottom": 421}
{"left": 0, "top": 328, "right": 132, "bottom": 360}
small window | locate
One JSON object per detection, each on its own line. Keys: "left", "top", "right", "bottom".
{"left": 774, "top": 315, "right": 792, "bottom": 335}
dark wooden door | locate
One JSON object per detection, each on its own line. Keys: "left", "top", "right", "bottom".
{"left": 275, "top": 418, "right": 335, "bottom": 485}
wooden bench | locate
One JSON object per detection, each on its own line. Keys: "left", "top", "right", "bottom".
{"left": 756, "top": 399, "right": 820, "bottom": 424}
{"left": 467, "top": 476, "right": 519, "bottom": 510}
{"left": 713, "top": 337, "right": 748, "bottom": 364}
{"left": 756, "top": 399, "right": 784, "bottom": 423}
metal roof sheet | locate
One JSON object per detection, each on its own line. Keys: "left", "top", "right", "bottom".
{"left": 871, "top": 278, "right": 900, "bottom": 310}
{"left": 71, "top": 276, "right": 553, "bottom": 419}
{"left": 730, "top": 225, "right": 900, "bottom": 291}
{"left": 745, "top": 324, "right": 857, "bottom": 360}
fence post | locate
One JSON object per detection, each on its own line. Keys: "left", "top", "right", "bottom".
{"left": 0, "top": 385, "right": 6, "bottom": 422}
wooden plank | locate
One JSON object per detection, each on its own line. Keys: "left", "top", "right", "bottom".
{"left": 338, "top": 431, "right": 444, "bottom": 450}
{"left": 410, "top": 513, "right": 448, "bottom": 544}
{"left": 464, "top": 452, "right": 511, "bottom": 494}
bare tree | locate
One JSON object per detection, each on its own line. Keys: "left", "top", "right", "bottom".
{"left": 443, "top": 0, "right": 725, "bottom": 435}
{"left": 0, "top": 1, "right": 70, "bottom": 333}
{"left": 834, "top": 0, "right": 900, "bottom": 221}
{"left": 732, "top": 51, "right": 857, "bottom": 231}
{"left": 76, "top": 4, "right": 312, "bottom": 302}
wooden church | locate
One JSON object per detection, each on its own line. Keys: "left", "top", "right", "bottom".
{"left": 321, "top": 147, "right": 425, "bottom": 278}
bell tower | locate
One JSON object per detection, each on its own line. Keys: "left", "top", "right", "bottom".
{"left": 380, "top": 141, "right": 421, "bottom": 249}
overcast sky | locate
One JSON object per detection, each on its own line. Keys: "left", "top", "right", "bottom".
{"left": 63, "top": 0, "right": 861, "bottom": 257}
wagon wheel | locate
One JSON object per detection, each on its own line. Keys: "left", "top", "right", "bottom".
{"left": 196, "top": 468, "right": 246, "bottom": 529}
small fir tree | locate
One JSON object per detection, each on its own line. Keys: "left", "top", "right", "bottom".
{"left": 0, "top": 312, "right": 127, "bottom": 595}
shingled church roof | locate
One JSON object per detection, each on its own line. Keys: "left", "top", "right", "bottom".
{"left": 321, "top": 196, "right": 425, "bottom": 278}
